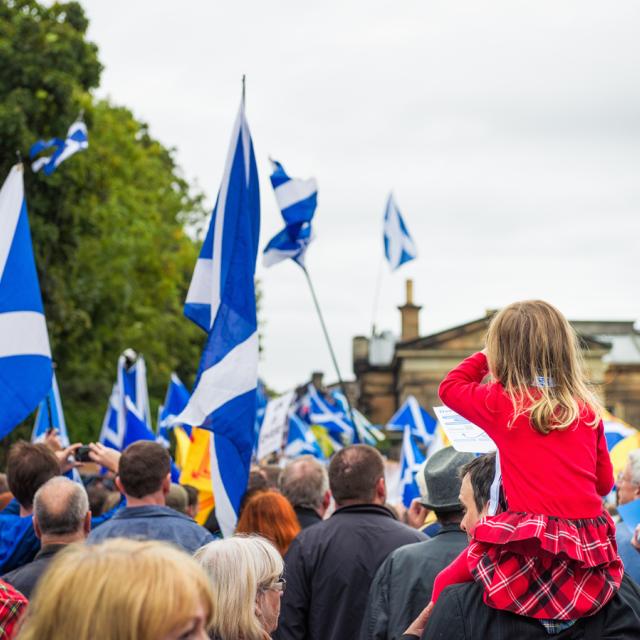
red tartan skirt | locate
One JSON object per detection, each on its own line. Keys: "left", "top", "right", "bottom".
{"left": 467, "top": 510, "right": 623, "bottom": 620}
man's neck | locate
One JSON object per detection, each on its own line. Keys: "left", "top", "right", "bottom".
{"left": 19, "top": 505, "right": 33, "bottom": 518}
{"left": 40, "top": 531, "right": 86, "bottom": 547}
{"left": 125, "top": 492, "right": 166, "bottom": 508}
{"left": 334, "top": 497, "right": 385, "bottom": 510}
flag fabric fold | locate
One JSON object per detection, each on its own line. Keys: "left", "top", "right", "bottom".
{"left": 263, "top": 159, "right": 317, "bottom": 267}
{"left": 176, "top": 99, "right": 260, "bottom": 538}
{"left": 30, "top": 120, "right": 88, "bottom": 175}
{"left": 0, "top": 164, "right": 52, "bottom": 438}
{"left": 399, "top": 427, "right": 426, "bottom": 507}
{"left": 383, "top": 193, "right": 417, "bottom": 271}
{"left": 285, "top": 412, "right": 324, "bottom": 459}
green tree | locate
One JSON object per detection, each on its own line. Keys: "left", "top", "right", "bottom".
{"left": 0, "top": 0, "right": 208, "bottom": 450}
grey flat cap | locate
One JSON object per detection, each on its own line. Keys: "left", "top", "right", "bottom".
{"left": 419, "top": 447, "right": 474, "bottom": 512}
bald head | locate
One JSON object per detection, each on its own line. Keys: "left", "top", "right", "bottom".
{"left": 34, "top": 476, "right": 90, "bottom": 542}
{"left": 281, "top": 456, "right": 329, "bottom": 512}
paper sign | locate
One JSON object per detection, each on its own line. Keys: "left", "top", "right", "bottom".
{"left": 256, "top": 391, "right": 294, "bottom": 460}
{"left": 433, "top": 405, "right": 496, "bottom": 453}
{"left": 618, "top": 499, "right": 640, "bottom": 532}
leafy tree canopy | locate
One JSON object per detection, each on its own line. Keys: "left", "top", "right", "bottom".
{"left": 0, "top": 0, "right": 208, "bottom": 448}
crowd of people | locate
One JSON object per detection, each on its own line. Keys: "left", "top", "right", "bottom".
{"left": 0, "top": 300, "right": 640, "bottom": 638}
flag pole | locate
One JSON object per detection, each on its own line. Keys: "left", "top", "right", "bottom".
{"left": 370, "top": 254, "right": 384, "bottom": 336}
{"left": 301, "top": 265, "right": 357, "bottom": 430}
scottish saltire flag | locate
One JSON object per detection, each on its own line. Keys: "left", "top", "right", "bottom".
{"left": 306, "top": 384, "right": 355, "bottom": 442}
{"left": 383, "top": 193, "right": 417, "bottom": 271}
{"left": 30, "top": 120, "right": 88, "bottom": 175}
{"left": 32, "top": 371, "right": 70, "bottom": 444}
{"left": 0, "top": 165, "right": 52, "bottom": 438}
{"left": 386, "top": 396, "right": 436, "bottom": 447}
{"left": 285, "top": 413, "right": 324, "bottom": 459}
{"left": 603, "top": 411, "right": 637, "bottom": 451}
{"left": 399, "top": 427, "right": 426, "bottom": 507}
{"left": 99, "top": 352, "right": 152, "bottom": 450}
{"left": 157, "top": 373, "right": 190, "bottom": 448}
{"left": 263, "top": 159, "right": 317, "bottom": 267}
{"left": 176, "top": 99, "right": 260, "bottom": 538}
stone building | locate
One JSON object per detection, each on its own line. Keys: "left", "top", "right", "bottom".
{"left": 352, "top": 281, "right": 640, "bottom": 427}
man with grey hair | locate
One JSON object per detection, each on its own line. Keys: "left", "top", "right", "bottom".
{"left": 280, "top": 455, "right": 331, "bottom": 529}
{"left": 616, "top": 448, "right": 640, "bottom": 583}
{"left": 2, "top": 476, "right": 90, "bottom": 597}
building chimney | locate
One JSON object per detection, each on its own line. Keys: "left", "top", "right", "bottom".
{"left": 398, "top": 279, "right": 421, "bottom": 341}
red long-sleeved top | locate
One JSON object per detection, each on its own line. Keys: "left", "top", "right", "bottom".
{"left": 439, "top": 352, "right": 613, "bottom": 519}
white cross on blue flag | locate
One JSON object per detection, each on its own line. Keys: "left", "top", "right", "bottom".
{"left": 383, "top": 193, "right": 417, "bottom": 271}
{"left": 176, "top": 98, "right": 261, "bottom": 537}
{"left": 0, "top": 165, "right": 52, "bottom": 438}
{"left": 399, "top": 427, "right": 427, "bottom": 507}
{"left": 386, "top": 395, "right": 436, "bottom": 447}
{"left": 263, "top": 159, "right": 317, "bottom": 268}
{"left": 30, "top": 120, "right": 89, "bottom": 175}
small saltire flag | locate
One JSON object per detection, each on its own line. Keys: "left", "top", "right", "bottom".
{"left": 263, "top": 159, "right": 317, "bottom": 268}
{"left": 383, "top": 193, "right": 417, "bottom": 271}
{"left": 306, "top": 384, "right": 355, "bottom": 443}
{"left": 399, "top": 427, "right": 426, "bottom": 507}
{"left": 157, "top": 373, "right": 191, "bottom": 448}
{"left": 386, "top": 396, "right": 436, "bottom": 447}
{"left": 285, "top": 413, "right": 324, "bottom": 459}
{"left": 32, "top": 371, "right": 70, "bottom": 444}
{"left": 99, "top": 352, "right": 153, "bottom": 451}
{"left": 0, "top": 164, "right": 52, "bottom": 438}
{"left": 176, "top": 98, "right": 261, "bottom": 538}
{"left": 30, "top": 120, "right": 89, "bottom": 175}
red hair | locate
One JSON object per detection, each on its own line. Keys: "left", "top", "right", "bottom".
{"left": 235, "top": 490, "right": 301, "bottom": 556}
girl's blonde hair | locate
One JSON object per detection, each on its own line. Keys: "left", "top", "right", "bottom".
{"left": 485, "top": 300, "right": 603, "bottom": 434}
{"left": 195, "top": 535, "right": 284, "bottom": 640}
{"left": 17, "top": 538, "right": 214, "bottom": 640}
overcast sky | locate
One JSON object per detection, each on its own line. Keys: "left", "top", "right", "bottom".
{"left": 81, "top": 1, "right": 640, "bottom": 392}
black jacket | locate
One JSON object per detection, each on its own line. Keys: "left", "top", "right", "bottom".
{"left": 361, "top": 523, "right": 468, "bottom": 640}
{"left": 294, "top": 506, "right": 322, "bottom": 529}
{"left": 420, "top": 573, "right": 640, "bottom": 640}
{"left": 2, "top": 543, "right": 67, "bottom": 598}
{"left": 274, "top": 503, "right": 426, "bottom": 640}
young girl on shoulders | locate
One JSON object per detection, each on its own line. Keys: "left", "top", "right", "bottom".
{"left": 431, "top": 300, "right": 622, "bottom": 621}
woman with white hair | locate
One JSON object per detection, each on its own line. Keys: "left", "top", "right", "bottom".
{"left": 195, "top": 535, "right": 285, "bottom": 640}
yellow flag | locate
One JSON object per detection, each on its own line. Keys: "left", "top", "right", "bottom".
{"left": 174, "top": 426, "right": 191, "bottom": 470}
{"left": 179, "top": 427, "right": 214, "bottom": 525}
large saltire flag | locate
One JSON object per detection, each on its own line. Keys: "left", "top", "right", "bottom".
{"left": 30, "top": 120, "right": 89, "bottom": 175}
{"left": 176, "top": 98, "right": 260, "bottom": 538}
{"left": 386, "top": 396, "right": 437, "bottom": 447}
{"left": 263, "top": 159, "right": 317, "bottom": 267}
{"left": 383, "top": 193, "right": 417, "bottom": 271}
{"left": 399, "top": 426, "right": 426, "bottom": 507}
{"left": 0, "top": 164, "right": 52, "bottom": 438}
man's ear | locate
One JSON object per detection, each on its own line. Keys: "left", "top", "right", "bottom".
{"left": 83, "top": 511, "right": 92, "bottom": 535}
{"left": 33, "top": 515, "right": 42, "bottom": 540}
{"left": 115, "top": 476, "right": 125, "bottom": 495}
{"left": 322, "top": 490, "right": 331, "bottom": 511}
{"left": 162, "top": 474, "right": 171, "bottom": 495}
{"left": 376, "top": 476, "right": 387, "bottom": 503}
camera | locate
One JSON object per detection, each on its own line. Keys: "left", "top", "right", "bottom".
{"left": 75, "top": 445, "right": 92, "bottom": 463}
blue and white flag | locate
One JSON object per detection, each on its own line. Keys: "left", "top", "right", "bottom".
{"left": 0, "top": 165, "right": 52, "bottom": 438}
{"left": 99, "top": 352, "right": 152, "bottom": 450}
{"left": 157, "top": 373, "right": 190, "bottom": 447}
{"left": 176, "top": 99, "right": 261, "bottom": 538}
{"left": 399, "top": 427, "right": 426, "bottom": 507}
{"left": 285, "top": 412, "right": 324, "bottom": 459}
{"left": 604, "top": 413, "right": 637, "bottom": 451}
{"left": 30, "top": 120, "right": 89, "bottom": 176}
{"left": 263, "top": 159, "right": 317, "bottom": 268}
{"left": 32, "top": 371, "right": 70, "bottom": 445}
{"left": 383, "top": 193, "right": 417, "bottom": 271}
{"left": 307, "top": 384, "right": 355, "bottom": 442}
{"left": 386, "top": 396, "right": 436, "bottom": 447}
